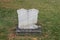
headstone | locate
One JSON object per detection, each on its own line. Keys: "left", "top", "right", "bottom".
{"left": 16, "top": 8, "right": 41, "bottom": 34}
{"left": 17, "top": 9, "right": 28, "bottom": 29}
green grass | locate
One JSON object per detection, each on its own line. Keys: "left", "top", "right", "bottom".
{"left": 0, "top": 0, "right": 60, "bottom": 40}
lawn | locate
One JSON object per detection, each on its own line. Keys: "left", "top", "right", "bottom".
{"left": 0, "top": 0, "right": 60, "bottom": 40}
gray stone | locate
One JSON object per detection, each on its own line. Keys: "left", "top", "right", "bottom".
{"left": 16, "top": 8, "right": 41, "bottom": 34}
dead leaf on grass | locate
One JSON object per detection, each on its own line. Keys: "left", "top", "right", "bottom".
{"left": 8, "top": 33, "right": 16, "bottom": 40}
{"left": 32, "top": 38, "right": 37, "bottom": 40}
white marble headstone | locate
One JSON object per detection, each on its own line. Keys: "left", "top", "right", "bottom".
{"left": 17, "top": 8, "right": 39, "bottom": 29}
{"left": 28, "top": 9, "right": 39, "bottom": 25}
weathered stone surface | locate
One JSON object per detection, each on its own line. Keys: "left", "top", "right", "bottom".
{"left": 17, "top": 8, "right": 39, "bottom": 29}
{"left": 16, "top": 26, "right": 41, "bottom": 33}
{"left": 16, "top": 8, "right": 41, "bottom": 35}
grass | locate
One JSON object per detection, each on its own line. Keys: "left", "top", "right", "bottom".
{"left": 0, "top": 0, "right": 60, "bottom": 40}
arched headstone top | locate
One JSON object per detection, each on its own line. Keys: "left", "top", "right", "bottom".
{"left": 17, "top": 8, "right": 27, "bottom": 15}
{"left": 28, "top": 9, "right": 39, "bottom": 14}
{"left": 17, "top": 8, "right": 39, "bottom": 14}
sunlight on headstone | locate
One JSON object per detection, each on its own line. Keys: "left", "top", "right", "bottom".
{"left": 16, "top": 8, "right": 41, "bottom": 35}
{"left": 17, "top": 9, "right": 39, "bottom": 29}
{"left": 28, "top": 9, "right": 39, "bottom": 24}
{"left": 17, "top": 8, "right": 28, "bottom": 29}
{"left": 17, "top": 8, "right": 39, "bottom": 29}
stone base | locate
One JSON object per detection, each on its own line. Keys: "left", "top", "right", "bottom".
{"left": 15, "top": 26, "right": 41, "bottom": 35}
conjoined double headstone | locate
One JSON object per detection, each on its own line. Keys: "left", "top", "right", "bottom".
{"left": 16, "top": 8, "right": 41, "bottom": 33}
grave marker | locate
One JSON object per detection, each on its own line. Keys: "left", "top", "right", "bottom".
{"left": 16, "top": 8, "right": 41, "bottom": 35}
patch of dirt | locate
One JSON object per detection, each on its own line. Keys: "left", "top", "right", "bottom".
{"left": 0, "top": 0, "right": 12, "bottom": 2}
{"left": 15, "top": 36, "right": 38, "bottom": 40}
{"left": 0, "top": 0, "right": 19, "bottom": 9}
{"left": 8, "top": 32, "right": 38, "bottom": 40}
{"left": 32, "top": 38, "right": 37, "bottom": 40}
{"left": 0, "top": 33, "right": 5, "bottom": 36}
{"left": 8, "top": 33, "right": 16, "bottom": 40}
{"left": 7, "top": 27, "right": 39, "bottom": 40}
{"left": 1, "top": 4, "right": 21, "bottom": 9}
{"left": 7, "top": 27, "right": 16, "bottom": 40}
